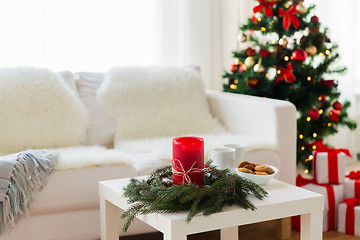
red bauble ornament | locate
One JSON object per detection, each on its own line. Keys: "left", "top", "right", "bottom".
{"left": 300, "top": 36, "right": 307, "bottom": 44}
{"left": 309, "top": 109, "right": 320, "bottom": 120}
{"left": 259, "top": 49, "right": 271, "bottom": 57}
{"left": 319, "top": 95, "right": 327, "bottom": 101}
{"left": 230, "top": 64, "right": 238, "bottom": 72}
{"left": 239, "top": 65, "right": 247, "bottom": 72}
{"left": 320, "top": 79, "right": 335, "bottom": 88}
{"left": 311, "top": 16, "right": 319, "bottom": 24}
{"left": 251, "top": 15, "right": 257, "bottom": 23}
{"left": 333, "top": 101, "right": 343, "bottom": 110}
{"left": 292, "top": 49, "right": 307, "bottom": 62}
{"left": 329, "top": 108, "right": 341, "bottom": 123}
{"left": 245, "top": 47, "right": 256, "bottom": 56}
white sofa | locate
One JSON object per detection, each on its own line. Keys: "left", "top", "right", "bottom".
{"left": 0, "top": 66, "right": 296, "bottom": 240}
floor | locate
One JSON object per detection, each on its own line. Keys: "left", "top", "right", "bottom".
{"left": 120, "top": 220, "right": 359, "bottom": 239}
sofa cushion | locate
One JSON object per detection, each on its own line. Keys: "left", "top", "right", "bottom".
{"left": 0, "top": 67, "right": 88, "bottom": 154}
{"left": 75, "top": 72, "right": 116, "bottom": 147}
{"left": 97, "top": 66, "right": 224, "bottom": 143}
{"left": 115, "top": 132, "right": 277, "bottom": 160}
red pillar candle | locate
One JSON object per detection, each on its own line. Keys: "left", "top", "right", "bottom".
{"left": 172, "top": 136, "right": 204, "bottom": 186}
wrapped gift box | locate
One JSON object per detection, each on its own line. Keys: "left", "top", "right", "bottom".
{"left": 292, "top": 180, "right": 344, "bottom": 231}
{"left": 314, "top": 151, "right": 350, "bottom": 184}
{"left": 344, "top": 171, "right": 360, "bottom": 199}
{"left": 338, "top": 198, "right": 360, "bottom": 236}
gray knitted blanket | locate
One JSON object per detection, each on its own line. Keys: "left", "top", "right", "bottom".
{"left": 0, "top": 150, "right": 57, "bottom": 234}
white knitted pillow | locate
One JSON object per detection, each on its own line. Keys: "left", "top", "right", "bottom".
{"left": 97, "top": 66, "right": 224, "bottom": 143}
{"left": 0, "top": 67, "right": 88, "bottom": 154}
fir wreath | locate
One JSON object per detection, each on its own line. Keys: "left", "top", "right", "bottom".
{"left": 121, "top": 161, "right": 268, "bottom": 232}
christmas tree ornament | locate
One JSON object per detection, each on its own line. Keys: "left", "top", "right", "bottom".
{"left": 275, "top": 63, "right": 296, "bottom": 83}
{"left": 320, "top": 79, "right": 335, "bottom": 87}
{"left": 259, "top": 49, "right": 271, "bottom": 57}
{"left": 278, "top": 5, "right": 300, "bottom": 30}
{"left": 254, "top": 61, "right": 266, "bottom": 73}
{"left": 309, "top": 109, "right": 320, "bottom": 120}
{"left": 267, "top": 67, "right": 277, "bottom": 80}
{"left": 292, "top": 49, "right": 307, "bottom": 61}
{"left": 240, "top": 64, "right": 248, "bottom": 72}
{"left": 238, "top": 33, "right": 247, "bottom": 42}
{"left": 244, "top": 56, "right": 256, "bottom": 68}
{"left": 311, "top": 15, "right": 319, "bottom": 24}
{"left": 296, "top": 3, "right": 307, "bottom": 14}
{"left": 329, "top": 108, "right": 341, "bottom": 123}
{"left": 246, "top": 77, "right": 260, "bottom": 88}
{"left": 313, "top": 34, "right": 324, "bottom": 47}
{"left": 278, "top": 38, "right": 288, "bottom": 47}
{"left": 310, "top": 27, "right": 320, "bottom": 34}
{"left": 230, "top": 64, "right": 239, "bottom": 72}
{"left": 245, "top": 47, "right": 256, "bottom": 56}
{"left": 251, "top": 15, "right": 257, "bottom": 23}
{"left": 253, "top": 0, "right": 276, "bottom": 17}
{"left": 306, "top": 45, "right": 317, "bottom": 56}
{"left": 333, "top": 101, "right": 343, "bottom": 110}
{"left": 300, "top": 36, "right": 307, "bottom": 44}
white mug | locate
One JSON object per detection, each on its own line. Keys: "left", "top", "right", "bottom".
{"left": 209, "top": 147, "right": 236, "bottom": 171}
{"left": 224, "top": 144, "right": 246, "bottom": 168}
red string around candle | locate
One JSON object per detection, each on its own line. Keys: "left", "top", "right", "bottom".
{"left": 172, "top": 136, "right": 204, "bottom": 186}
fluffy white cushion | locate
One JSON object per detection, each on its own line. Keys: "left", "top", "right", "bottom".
{"left": 75, "top": 72, "right": 116, "bottom": 147}
{"left": 97, "top": 66, "right": 224, "bottom": 144}
{"left": 53, "top": 146, "right": 132, "bottom": 170}
{"left": 0, "top": 67, "right": 88, "bottom": 154}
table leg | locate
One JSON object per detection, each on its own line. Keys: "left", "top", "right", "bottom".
{"left": 100, "top": 197, "right": 119, "bottom": 240}
{"left": 220, "top": 226, "right": 238, "bottom": 240}
{"left": 300, "top": 211, "right": 323, "bottom": 240}
{"left": 163, "top": 232, "right": 187, "bottom": 240}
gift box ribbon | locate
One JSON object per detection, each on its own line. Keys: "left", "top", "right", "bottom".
{"left": 344, "top": 198, "right": 360, "bottom": 235}
{"left": 312, "top": 140, "right": 352, "bottom": 184}
{"left": 346, "top": 171, "right": 360, "bottom": 199}
{"left": 296, "top": 174, "right": 336, "bottom": 230}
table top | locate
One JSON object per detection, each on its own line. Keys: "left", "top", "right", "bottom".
{"left": 99, "top": 177, "right": 324, "bottom": 235}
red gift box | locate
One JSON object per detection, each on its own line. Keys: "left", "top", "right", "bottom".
{"left": 312, "top": 140, "right": 351, "bottom": 184}
{"left": 344, "top": 171, "right": 360, "bottom": 199}
{"left": 338, "top": 198, "right": 360, "bottom": 236}
{"left": 292, "top": 175, "right": 344, "bottom": 231}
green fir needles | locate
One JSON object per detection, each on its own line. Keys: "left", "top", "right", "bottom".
{"left": 121, "top": 162, "right": 268, "bottom": 232}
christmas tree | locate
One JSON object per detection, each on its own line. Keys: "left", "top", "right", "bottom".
{"left": 223, "top": 0, "right": 357, "bottom": 173}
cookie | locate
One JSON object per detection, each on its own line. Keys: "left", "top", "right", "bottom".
{"left": 254, "top": 171, "right": 269, "bottom": 175}
{"left": 238, "top": 167, "right": 253, "bottom": 174}
{"left": 243, "top": 164, "right": 255, "bottom": 171}
{"left": 238, "top": 161, "right": 250, "bottom": 168}
{"left": 255, "top": 164, "right": 274, "bottom": 174}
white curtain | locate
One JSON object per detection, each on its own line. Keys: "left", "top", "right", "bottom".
{"left": 0, "top": 0, "right": 243, "bottom": 90}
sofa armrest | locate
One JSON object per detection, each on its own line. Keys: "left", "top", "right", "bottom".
{"left": 206, "top": 90, "right": 297, "bottom": 185}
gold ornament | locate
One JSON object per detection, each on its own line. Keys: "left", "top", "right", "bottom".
{"left": 253, "top": 59, "right": 265, "bottom": 73}
{"left": 296, "top": 3, "right": 307, "bottom": 14}
{"left": 244, "top": 56, "right": 255, "bottom": 68}
{"left": 306, "top": 45, "right": 317, "bottom": 56}
{"left": 278, "top": 38, "right": 288, "bottom": 47}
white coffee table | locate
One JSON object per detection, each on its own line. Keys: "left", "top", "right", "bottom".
{"left": 99, "top": 178, "right": 324, "bottom": 240}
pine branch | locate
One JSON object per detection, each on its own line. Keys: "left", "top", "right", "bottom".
{"left": 120, "top": 162, "right": 268, "bottom": 231}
